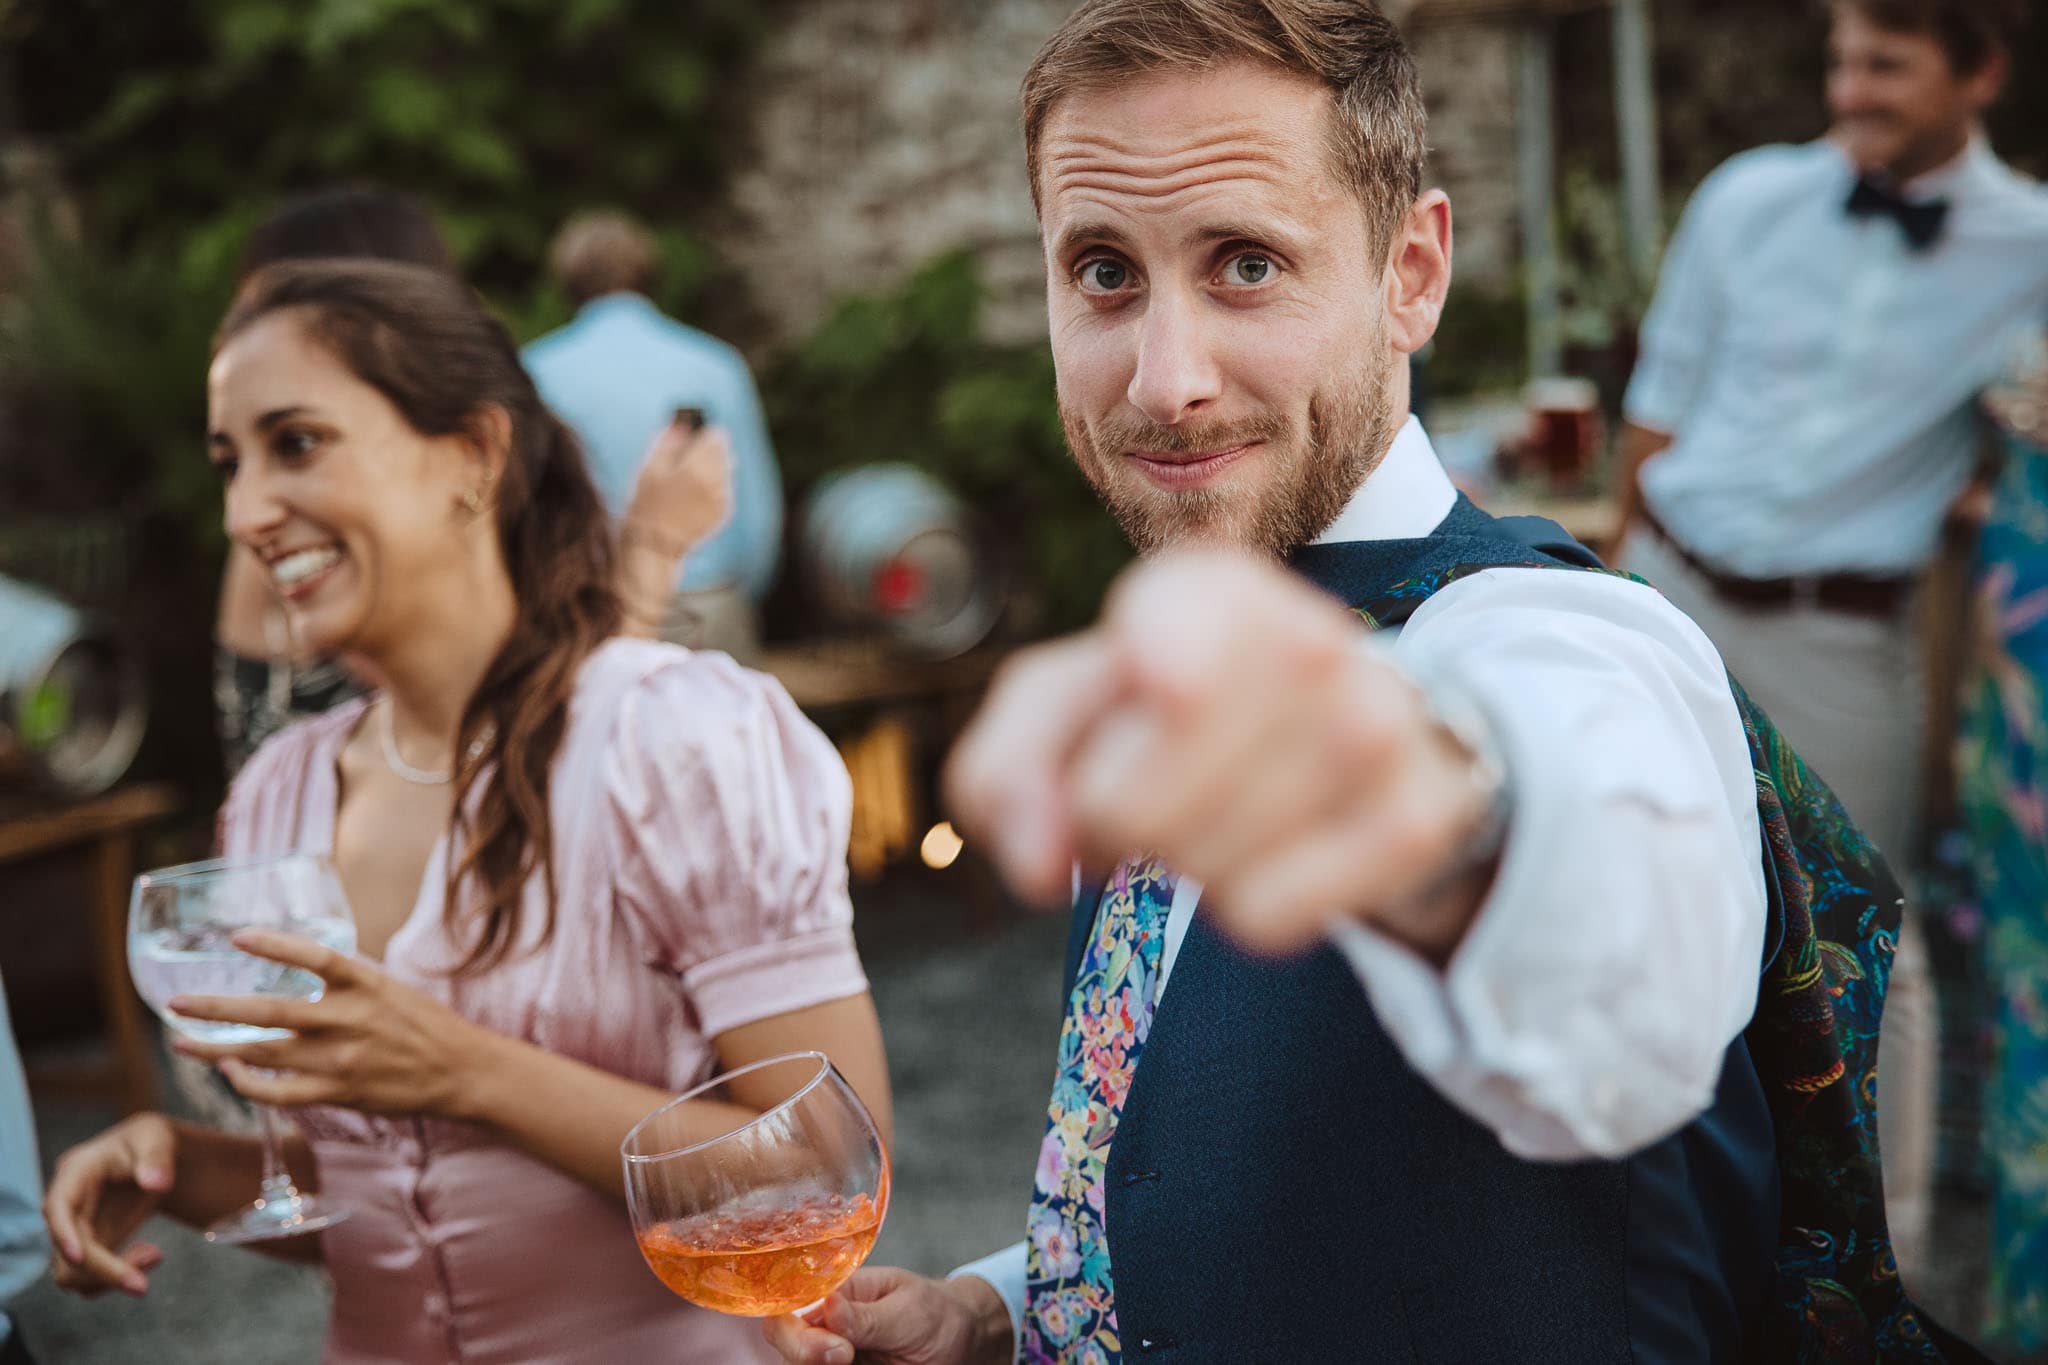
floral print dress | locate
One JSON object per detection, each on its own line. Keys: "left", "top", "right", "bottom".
{"left": 1956, "top": 332, "right": 2048, "bottom": 1358}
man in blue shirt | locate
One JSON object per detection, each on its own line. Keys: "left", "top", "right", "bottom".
{"left": 1, "top": 972, "right": 47, "bottom": 1364}
{"left": 525, "top": 211, "right": 784, "bottom": 656}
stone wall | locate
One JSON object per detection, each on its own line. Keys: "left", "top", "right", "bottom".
{"left": 708, "top": 0, "right": 1886, "bottom": 354}
{"left": 714, "top": 0, "right": 1071, "bottom": 348}
{"left": 713, "top": 0, "right": 1537, "bottom": 350}
{"left": 1410, "top": 21, "right": 1524, "bottom": 290}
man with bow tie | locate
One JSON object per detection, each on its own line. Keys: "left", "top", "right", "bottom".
{"left": 1613, "top": 0, "right": 2048, "bottom": 1292}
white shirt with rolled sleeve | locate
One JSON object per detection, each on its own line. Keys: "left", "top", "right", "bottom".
{"left": 1625, "top": 135, "right": 2048, "bottom": 578}
{"left": 953, "top": 417, "right": 1769, "bottom": 1347}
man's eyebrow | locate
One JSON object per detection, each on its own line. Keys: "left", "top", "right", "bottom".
{"left": 1050, "top": 219, "right": 1139, "bottom": 262}
{"left": 1185, "top": 221, "right": 1303, "bottom": 252}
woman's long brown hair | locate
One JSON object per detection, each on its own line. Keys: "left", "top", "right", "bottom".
{"left": 218, "top": 260, "right": 623, "bottom": 974}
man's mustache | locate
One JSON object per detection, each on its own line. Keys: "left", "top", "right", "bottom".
{"left": 1086, "top": 412, "right": 1291, "bottom": 457}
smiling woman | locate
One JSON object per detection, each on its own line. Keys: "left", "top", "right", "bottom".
{"left": 41, "top": 261, "right": 891, "bottom": 1365}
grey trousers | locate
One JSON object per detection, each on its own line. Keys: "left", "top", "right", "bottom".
{"left": 1620, "top": 529, "right": 1939, "bottom": 1279}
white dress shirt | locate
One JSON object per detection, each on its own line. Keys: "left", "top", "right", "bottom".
{"left": 955, "top": 419, "right": 1768, "bottom": 1343}
{"left": 1625, "top": 136, "right": 2048, "bottom": 578}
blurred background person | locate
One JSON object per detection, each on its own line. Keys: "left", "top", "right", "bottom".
{"left": 1612, "top": 0, "right": 2048, "bottom": 1285}
{"left": 525, "top": 209, "right": 784, "bottom": 661}
{"left": 1954, "top": 327, "right": 2048, "bottom": 1358}
{"left": 42, "top": 260, "right": 888, "bottom": 1364}
{"left": 212, "top": 185, "right": 459, "bottom": 778}
{"left": 0, "top": 972, "right": 46, "bottom": 1365}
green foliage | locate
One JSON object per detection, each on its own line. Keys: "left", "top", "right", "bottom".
{"left": 1427, "top": 276, "right": 1528, "bottom": 403}
{"left": 2, "top": 0, "right": 770, "bottom": 535}
{"left": 1553, "top": 167, "right": 1658, "bottom": 355}
{"left": 766, "top": 252, "right": 1131, "bottom": 633}
{"left": 0, "top": 210, "right": 224, "bottom": 539}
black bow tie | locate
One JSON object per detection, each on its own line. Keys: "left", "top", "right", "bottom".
{"left": 1845, "top": 176, "right": 1950, "bottom": 252}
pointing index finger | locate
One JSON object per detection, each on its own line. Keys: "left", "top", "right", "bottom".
{"left": 944, "top": 635, "right": 1123, "bottom": 905}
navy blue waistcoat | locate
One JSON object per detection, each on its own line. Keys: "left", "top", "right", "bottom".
{"left": 1065, "top": 498, "right": 1782, "bottom": 1363}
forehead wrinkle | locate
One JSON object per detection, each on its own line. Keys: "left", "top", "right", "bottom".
{"left": 1047, "top": 131, "right": 1298, "bottom": 198}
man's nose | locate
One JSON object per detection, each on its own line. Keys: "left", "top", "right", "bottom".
{"left": 1829, "top": 68, "right": 1880, "bottom": 116}
{"left": 1126, "top": 290, "right": 1224, "bottom": 428}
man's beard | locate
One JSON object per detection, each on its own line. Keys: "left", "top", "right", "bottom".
{"left": 1060, "top": 355, "right": 1401, "bottom": 559}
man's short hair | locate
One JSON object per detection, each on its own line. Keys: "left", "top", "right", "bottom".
{"left": 1831, "top": 0, "right": 2023, "bottom": 73}
{"left": 548, "top": 211, "right": 658, "bottom": 307}
{"left": 1021, "top": 0, "right": 1428, "bottom": 254}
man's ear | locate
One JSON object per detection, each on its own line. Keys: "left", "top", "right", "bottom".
{"left": 1963, "top": 46, "right": 2008, "bottom": 115}
{"left": 1384, "top": 189, "right": 1453, "bottom": 357}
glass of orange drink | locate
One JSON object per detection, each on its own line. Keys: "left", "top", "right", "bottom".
{"left": 622, "top": 1052, "right": 889, "bottom": 1317}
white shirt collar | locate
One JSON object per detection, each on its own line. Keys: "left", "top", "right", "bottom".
{"left": 1826, "top": 129, "right": 1992, "bottom": 200}
{"left": 1311, "top": 416, "right": 1459, "bottom": 546}
{"left": 1903, "top": 131, "right": 1990, "bottom": 199}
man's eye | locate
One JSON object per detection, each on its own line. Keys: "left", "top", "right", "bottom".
{"left": 1221, "top": 252, "right": 1275, "bottom": 286}
{"left": 1079, "top": 259, "right": 1132, "bottom": 293}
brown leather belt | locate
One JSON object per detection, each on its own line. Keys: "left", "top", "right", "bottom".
{"left": 1640, "top": 504, "right": 1913, "bottom": 619}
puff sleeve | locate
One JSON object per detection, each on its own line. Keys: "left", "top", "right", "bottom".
{"left": 604, "top": 653, "right": 868, "bottom": 1039}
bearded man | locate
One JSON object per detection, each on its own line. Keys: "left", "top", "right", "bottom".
{"left": 767, "top": 3, "right": 1978, "bottom": 1361}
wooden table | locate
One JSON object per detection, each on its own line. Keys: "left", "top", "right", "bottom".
{"left": 2, "top": 782, "right": 180, "bottom": 1114}
{"left": 756, "top": 638, "right": 1009, "bottom": 890}
{"left": 756, "top": 637, "right": 1006, "bottom": 713}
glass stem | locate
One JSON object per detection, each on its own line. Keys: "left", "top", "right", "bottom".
{"left": 255, "top": 1103, "right": 299, "bottom": 1207}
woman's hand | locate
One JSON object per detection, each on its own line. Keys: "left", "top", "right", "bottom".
{"left": 168, "top": 929, "right": 490, "bottom": 1117}
{"left": 44, "top": 1114, "right": 176, "bottom": 1297}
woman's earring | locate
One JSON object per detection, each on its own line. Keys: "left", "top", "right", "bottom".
{"left": 461, "top": 487, "right": 486, "bottom": 516}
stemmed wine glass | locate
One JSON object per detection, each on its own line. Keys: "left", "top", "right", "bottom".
{"left": 622, "top": 1051, "right": 889, "bottom": 1317}
{"left": 127, "top": 852, "right": 356, "bottom": 1244}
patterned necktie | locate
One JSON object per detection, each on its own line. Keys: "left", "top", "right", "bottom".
{"left": 1023, "top": 857, "right": 1177, "bottom": 1364}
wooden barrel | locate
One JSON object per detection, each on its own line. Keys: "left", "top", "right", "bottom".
{"left": 799, "top": 465, "right": 1002, "bottom": 660}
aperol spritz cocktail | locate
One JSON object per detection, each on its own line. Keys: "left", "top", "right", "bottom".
{"left": 623, "top": 1052, "right": 889, "bottom": 1317}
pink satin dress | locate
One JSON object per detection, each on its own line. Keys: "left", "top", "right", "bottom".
{"left": 220, "top": 638, "right": 869, "bottom": 1364}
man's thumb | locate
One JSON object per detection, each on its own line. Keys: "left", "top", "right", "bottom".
{"left": 818, "top": 1289, "right": 897, "bottom": 1349}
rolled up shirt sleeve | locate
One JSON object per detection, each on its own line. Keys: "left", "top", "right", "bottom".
{"left": 1623, "top": 167, "right": 1734, "bottom": 435}
{"left": 1334, "top": 566, "right": 1767, "bottom": 1161}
